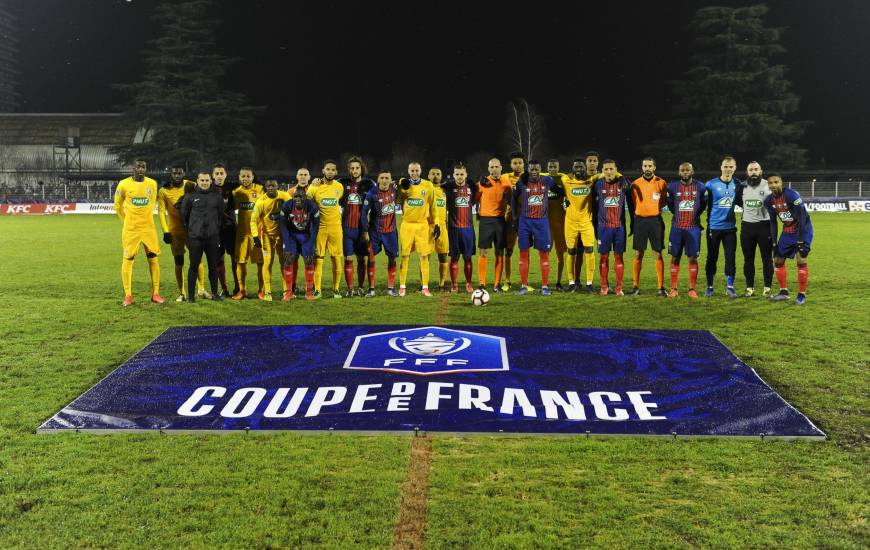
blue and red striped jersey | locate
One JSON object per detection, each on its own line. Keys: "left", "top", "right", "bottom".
{"left": 361, "top": 185, "right": 398, "bottom": 234}
{"left": 445, "top": 181, "right": 477, "bottom": 229}
{"left": 765, "top": 189, "right": 811, "bottom": 239}
{"left": 339, "top": 177, "right": 374, "bottom": 229}
{"left": 512, "top": 175, "right": 553, "bottom": 219}
{"left": 595, "top": 177, "right": 629, "bottom": 228}
{"left": 666, "top": 179, "right": 706, "bottom": 229}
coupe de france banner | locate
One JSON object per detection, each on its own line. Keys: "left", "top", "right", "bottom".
{"left": 39, "top": 325, "right": 824, "bottom": 438}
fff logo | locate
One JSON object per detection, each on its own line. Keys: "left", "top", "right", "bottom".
{"left": 343, "top": 326, "right": 509, "bottom": 376}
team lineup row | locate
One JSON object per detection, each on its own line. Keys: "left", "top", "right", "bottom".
{"left": 112, "top": 151, "right": 813, "bottom": 306}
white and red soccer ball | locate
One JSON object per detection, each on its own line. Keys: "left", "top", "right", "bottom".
{"left": 471, "top": 288, "right": 490, "bottom": 306}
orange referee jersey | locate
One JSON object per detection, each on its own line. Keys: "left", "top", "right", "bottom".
{"left": 475, "top": 175, "right": 511, "bottom": 217}
{"left": 630, "top": 176, "right": 667, "bottom": 217}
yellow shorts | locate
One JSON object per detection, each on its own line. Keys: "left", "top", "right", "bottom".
{"left": 565, "top": 218, "right": 596, "bottom": 251}
{"left": 169, "top": 230, "right": 187, "bottom": 256}
{"left": 430, "top": 224, "right": 449, "bottom": 255}
{"left": 401, "top": 221, "right": 431, "bottom": 256}
{"left": 315, "top": 224, "right": 343, "bottom": 258}
{"left": 548, "top": 205, "right": 567, "bottom": 253}
{"left": 122, "top": 229, "right": 160, "bottom": 259}
{"left": 236, "top": 233, "right": 264, "bottom": 264}
{"left": 261, "top": 233, "right": 282, "bottom": 260}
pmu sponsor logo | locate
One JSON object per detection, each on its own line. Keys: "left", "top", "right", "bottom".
{"left": 238, "top": 201, "right": 255, "bottom": 210}
{"left": 176, "top": 384, "right": 667, "bottom": 422}
{"left": 320, "top": 197, "right": 338, "bottom": 207}
{"left": 744, "top": 199, "right": 763, "bottom": 208}
{"left": 436, "top": 198, "right": 446, "bottom": 208}
{"left": 571, "top": 186, "right": 590, "bottom": 196}
{"left": 406, "top": 198, "right": 424, "bottom": 207}
{"left": 343, "top": 326, "right": 508, "bottom": 375}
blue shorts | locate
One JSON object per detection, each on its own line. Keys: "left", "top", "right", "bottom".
{"left": 284, "top": 232, "right": 315, "bottom": 258}
{"left": 597, "top": 226, "right": 626, "bottom": 254}
{"left": 776, "top": 225, "right": 813, "bottom": 259}
{"left": 448, "top": 227, "right": 476, "bottom": 258}
{"left": 343, "top": 227, "right": 369, "bottom": 257}
{"left": 668, "top": 226, "right": 702, "bottom": 258}
{"left": 517, "top": 217, "right": 551, "bottom": 252}
{"left": 369, "top": 230, "right": 399, "bottom": 257}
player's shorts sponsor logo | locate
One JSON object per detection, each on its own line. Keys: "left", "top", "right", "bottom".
{"left": 320, "top": 197, "right": 338, "bottom": 207}
{"left": 571, "top": 187, "right": 590, "bottom": 196}
{"left": 528, "top": 194, "right": 544, "bottom": 206}
{"left": 744, "top": 199, "right": 763, "bottom": 208}
{"left": 716, "top": 196, "right": 733, "bottom": 208}
{"left": 382, "top": 203, "right": 396, "bottom": 214}
{"left": 131, "top": 197, "right": 150, "bottom": 207}
{"left": 346, "top": 193, "right": 362, "bottom": 204}
{"left": 603, "top": 197, "right": 620, "bottom": 207}
{"left": 678, "top": 200, "right": 695, "bottom": 211}
{"left": 455, "top": 196, "right": 470, "bottom": 207}
{"left": 436, "top": 198, "right": 446, "bottom": 208}
{"left": 343, "top": 326, "right": 509, "bottom": 376}
{"left": 406, "top": 198, "right": 424, "bottom": 207}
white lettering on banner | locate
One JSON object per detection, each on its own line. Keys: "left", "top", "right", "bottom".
{"left": 589, "top": 391, "right": 629, "bottom": 421}
{"left": 388, "top": 382, "right": 415, "bottom": 411}
{"left": 305, "top": 386, "right": 347, "bottom": 417}
{"left": 425, "top": 382, "right": 453, "bottom": 410}
{"left": 500, "top": 388, "right": 537, "bottom": 417}
{"left": 263, "top": 387, "right": 308, "bottom": 418}
{"left": 627, "top": 391, "right": 666, "bottom": 420}
{"left": 221, "top": 387, "right": 267, "bottom": 418}
{"left": 805, "top": 202, "right": 847, "bottom": 212}
{"left": 349, "top": 384, "right": 382, "bottom": 413}
{"left": 458, "top": 384, "right": 494, "bottom": 412}
{"left": 540, "top": 390, "right": 587, "bottom": 420}
{"left": 848, "top": 201, "right": 870, "bottom": 212}
{"left": 7, "top": 205, "right": 31, "bottom": 214}
{"left": 177, "top": 384, "right": 670, "bottom": 422}
{"left": 177, "top": 386, "right": 226, "bottom": 416}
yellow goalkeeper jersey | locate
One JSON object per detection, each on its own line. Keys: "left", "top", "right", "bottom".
{"left": 233, "top": 183, "right": 263, "bottom": 237}
{"left": 432, "top": 185, "right": 447, "bottom": 226}
{"left": 307, "top": 180, "right": 344, "bottom": 227}
{"left": 399, "top": 179, "right": 436, "bottom": 224}
{"left": 157, "top": 182, "right": 191, "bottom": 233}
{"left": 250, "top": 190, "right": 291, "bottom": 237}
{"left": 563, "top": 174, "right": 600, "bottom": 222}
{"left": 114, "top": 176, "right": 158, "bottom": 233}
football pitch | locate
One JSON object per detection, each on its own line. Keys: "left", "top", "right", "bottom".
{"left": 1, "top": 213, "right": 867, "bottom": 547}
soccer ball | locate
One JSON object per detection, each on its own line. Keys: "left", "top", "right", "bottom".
{"left": 471, "top": 288, "right": 490, "bottom": 306}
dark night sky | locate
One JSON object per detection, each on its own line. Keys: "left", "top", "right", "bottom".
{"left": 12, "top": 0, "right": 870, "bottom": 168}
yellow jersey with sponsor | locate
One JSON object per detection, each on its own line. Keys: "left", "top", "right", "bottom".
{"left": 563, "top": 174, "right": 600, "bottom": 222}
{"left": 157, "top": 182, "right": 190, "bottom": 233}
{"left": 233, "top": 184, "right": 264, "bottom": 236}
{"left": 399, "top": 179, "right": 436, "bottom": 224}
{"left": 432, "top": 186, "right": 447, "bottom": 226}
{"left": 307, "top": 180, "right": 344, "bottom": 227}
{"left": 250, "top": 190, "right": 291, "bottom": 237}
{"left": 114, "top": 176, "right": 158, "bottom": 233}
{"left": 504, "top": 172, "right": 523, "bottom": 219}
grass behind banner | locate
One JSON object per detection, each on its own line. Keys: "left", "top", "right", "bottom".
{"left": 0, "top": 213, "right": 867, "bottom": 547}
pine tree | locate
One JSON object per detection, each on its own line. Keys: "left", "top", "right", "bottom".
{"left": 110, "top": 0, "right": 261, "bottom": 170}
{"left": 646, "top": 5, "right": 809, "bottom": 171}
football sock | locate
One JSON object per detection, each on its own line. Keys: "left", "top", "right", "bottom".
{"left": 519, "top": 249, "right": 530, "bottom": 286}
{"left": 615, "top": 254, "right": 625, "bottom": 289}
{"left": 797, "top": 264, "right": 808, "bottom": 293}
{"left": 314, "top": 258, "right": 323, "bottom": 291}
{"left": 567, "top": 252, "right": 576, "bottom": 282}
{"left": 439, "top": 260, "right": 449, "bottom": 287}
{"left": 494, "top": 255, "right": 504, "bottom": 286}
{"left": 236, "top": 263, "right": 247, "bottom": 292}
{"left": 419, "top": 255, "right": 430, "bottom": 288}
{"left": 147, "top": 256, "right": 160, "bottom": 295}
{"left": 450, "top": 259, "right": 459, "bottom": 286}
{"left": 688, "top": 261, "right": 698, "bottom": 289}
{"left": 332, "top": 256, "right": 343, "bottom": 291}
{"left": 367, "top": 258, "right": 376, "bottom": 289}
{"left": 599, "top": 255, "right": 609, "bottom": 288}
{"left": 463, "top": 257, "right": 473, "bottom": 284}
{"left": 344, "top": 259, "right": 354, "bottom": 290}
{"left": 400, "top": 256, "right": 410, "bottom": 287}
{"left": 655, "top": 257, "right": 664, "bottom": 289}
{"left": 584, "top": 251, "right": 596, "bottom": 285}
{"left": 478, "top": 256, "right": 488, "bottom": 287}
{"left": 670, "top": 262, "right": 680, "bottom": 290}
{"left": 174, "top": 264, "right": 184, "bottom": 293}
{"left": 304, "top": 262, "right": 314, "bottom": 294}
{"left": 357, "top": 256, "right": 366, "bottom": 288}
{"left": 540, "top": 251, "right": 550, "bottom": 287}
{"left": 387, "top": 260, "right": 397, "bottom": 288}
{"left": 775, "top": 264, "right": 787, "bottom": 290}
{"left": 633, "top": 258, "right": 642, "bottom": 287}
{"left": 121, "top": 258, "right": 134, "bottom": 296}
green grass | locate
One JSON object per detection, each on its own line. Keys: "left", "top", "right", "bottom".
{"left": 0, "top": 213, "right": 867, "bottom": 547}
